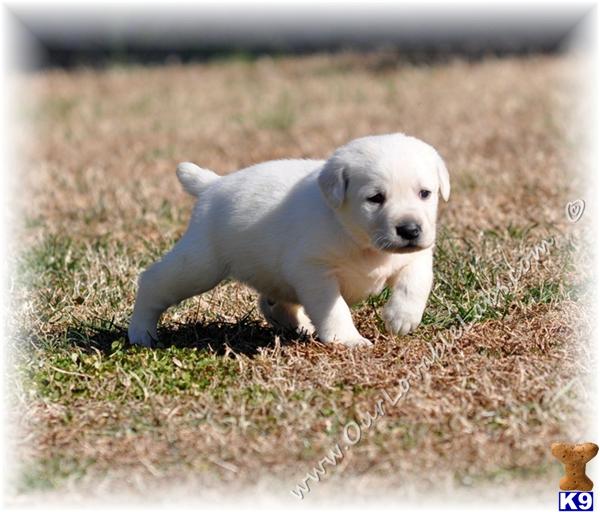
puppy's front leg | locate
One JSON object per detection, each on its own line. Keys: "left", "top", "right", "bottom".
{"left": 294, "top": 268, "right": 371, "bottom": 348}
{"left": 383, "top": 250, "right": 433, "bottom": 336}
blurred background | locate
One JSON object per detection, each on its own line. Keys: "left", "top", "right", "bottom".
{"left": 7, "top": 4, "right": 591, "bottom": 69}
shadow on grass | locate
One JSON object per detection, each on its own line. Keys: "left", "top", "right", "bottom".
{"left": 66, "top": 315, "right": 309, "bottom": 357}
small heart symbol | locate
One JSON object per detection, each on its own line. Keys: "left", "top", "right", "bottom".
{"left": 566, "top": 199, "right": 585, "bottom": 223}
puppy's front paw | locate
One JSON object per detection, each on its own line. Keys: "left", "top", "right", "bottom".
{"left": 382, "top": 304, "right": 424, "bottom": 336}
{"left": 295, "top": 307, "right": 316, "bottom": 336}
{"left": 127, "top": 324, "right": 157, "bottom": 348}
{"left": 334, "top": 336, "right": 372, "bottom": 348}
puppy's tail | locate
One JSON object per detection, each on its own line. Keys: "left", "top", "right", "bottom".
{"left": 176, "top": 162, "right": 220, "bottom": 197}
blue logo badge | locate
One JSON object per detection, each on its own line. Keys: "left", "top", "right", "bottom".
{"left": 558, "top": 492, "right": 594, "bottom": 511}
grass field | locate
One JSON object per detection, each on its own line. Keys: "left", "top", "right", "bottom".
{"left": 7, "top": 52, "right": 595, "bottom": 502}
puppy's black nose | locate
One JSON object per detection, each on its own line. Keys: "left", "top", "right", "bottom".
{"left": 396, "top": 222, "right": 421, "bottom": 240}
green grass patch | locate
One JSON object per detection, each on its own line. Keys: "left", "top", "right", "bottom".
{"left": 426, "top": 226, "right": 579, "bottom": 327}
{"left": 20, "top": 343, "right": 240, "bottom": 403}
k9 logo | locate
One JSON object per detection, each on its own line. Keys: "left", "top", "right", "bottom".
{"left": 559, "top": 492, "right": 594, "bottom": 511}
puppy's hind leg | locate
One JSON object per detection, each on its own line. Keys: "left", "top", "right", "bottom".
{"left": 128, "top": 234, "right": 225, "bottom": 347}
{"left": 258, "top": 296, "right": 315, "bottom": 336}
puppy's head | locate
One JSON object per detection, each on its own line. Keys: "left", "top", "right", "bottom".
{"left": 318, "top": 133, "right": 449, "bottom": 253}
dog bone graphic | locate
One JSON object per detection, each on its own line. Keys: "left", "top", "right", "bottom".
{"left": 551, "top": 442, "right": 598, "bottom": 491}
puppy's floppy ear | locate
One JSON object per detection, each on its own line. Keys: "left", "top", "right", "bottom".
{"left": 318, "top": 156, "right": 348, "bottom": 208}
{"left": 436, "top": 155, "right": 450, "bottom": 201}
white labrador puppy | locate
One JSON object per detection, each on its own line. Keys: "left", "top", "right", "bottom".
{"left": 128, "top": 133, "right": 449, "bottom": 348}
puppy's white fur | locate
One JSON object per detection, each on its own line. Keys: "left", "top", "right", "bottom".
{"left": 129, "top": 133, "right": 449, "bottom": 348}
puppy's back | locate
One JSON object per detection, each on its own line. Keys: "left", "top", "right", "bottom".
{"left": 207, "top": 159, "right": 325, "bottom": 219}
{"left": 193, "top": 158, "right": 328, "bottom": 282}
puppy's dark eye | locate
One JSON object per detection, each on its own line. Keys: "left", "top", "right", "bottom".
{"left": 419, "top": 189, "right": 431, "bottom": 200}
{"left": 367, "top": 193, "right": 385, "bottom": 204}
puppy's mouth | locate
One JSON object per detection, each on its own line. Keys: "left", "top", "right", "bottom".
{"left": 372, "top": 237, "right": 431, "bottom": 254}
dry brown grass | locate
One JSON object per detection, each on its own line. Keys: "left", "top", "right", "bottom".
{"left": 7, "top": 52, "right": 594, "bottom": 502}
